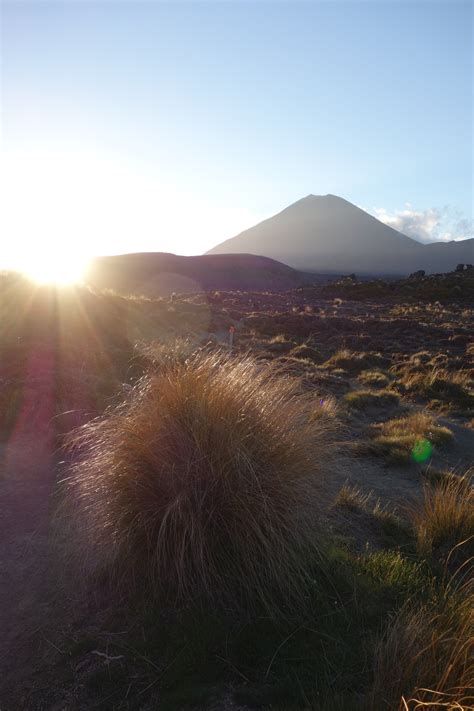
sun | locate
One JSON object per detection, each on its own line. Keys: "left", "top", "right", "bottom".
{"left": 20, "top": 254, "right": 89, "bottom": 286}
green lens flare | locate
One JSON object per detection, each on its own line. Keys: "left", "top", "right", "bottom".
{"left": 412, "top": 438, "right": 433, "bottom": 463}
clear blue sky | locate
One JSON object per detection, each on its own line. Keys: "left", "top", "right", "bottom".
{"left": 1, "top": 0, "right": 472, "bottom": 264}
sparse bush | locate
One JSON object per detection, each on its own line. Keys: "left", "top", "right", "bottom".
{"left": 60, "top": 350, "right": 340, "bottom": 616}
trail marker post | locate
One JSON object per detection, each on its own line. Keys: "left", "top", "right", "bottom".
{"left": 229, "top": 325, "right": 235, "bottom": 352}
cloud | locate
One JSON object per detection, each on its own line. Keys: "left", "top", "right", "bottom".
{"left": 370, "top": 205, "right": 473, "bottom": 243}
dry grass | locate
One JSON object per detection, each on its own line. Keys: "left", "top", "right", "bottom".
{"left": 289, "top": 342, "right": 323, "bottom": 363}
{"left": 379, "top": 473, "right": 474, "bottom": 707}
{"left": 333, "top": 483, "right": 410, "bottom": 549}
{"left": 344, "top": 389, "right": 400, "bottom": 410}
{"left": 59, "top": 349, "right": 340, "bottom": 616}
{"left": 357, "top": 370, "right": 390, "bottom": 389}
{"left": 367, "top": 413, "right": 453, "bottom": 465}
{"left": 397, "top": 367, "right": 474, "bottom": 412}
{"left": 334, "top": 482, "right": 373, "bottom": 510}
{"left": 369, "top": 585, "right": 474, "bottom": 710}
{"left": 323, "top": 349, "right": 387, "bottom": 375}
{"left": 412, "top": 471, "right": 474, "bottom": 570}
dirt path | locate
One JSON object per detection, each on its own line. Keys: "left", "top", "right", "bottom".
{"left": 0, "top": 428, "right": 62, "bottom": 709}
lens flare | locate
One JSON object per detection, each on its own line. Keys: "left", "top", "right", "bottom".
{"left": 412, "top": 438, "right": 433, "bottom": 463}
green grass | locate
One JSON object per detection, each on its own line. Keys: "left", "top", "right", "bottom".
{"left": 63, "top": 542, "right": 436, "bottom": 710}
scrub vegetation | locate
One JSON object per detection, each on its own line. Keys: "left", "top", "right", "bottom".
{"left": 1, "top": 270, "right": 473, "bottom": 710}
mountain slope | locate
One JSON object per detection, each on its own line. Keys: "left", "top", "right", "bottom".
{"left": 85, "top": 252, "right": 313, "bottom": 297}
{"left": 207, "top": 195, "right": 473, "bottom": 275}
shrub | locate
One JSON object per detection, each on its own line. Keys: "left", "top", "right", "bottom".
{"left": 60, "top": 350, "right": 339, "bottom": 616}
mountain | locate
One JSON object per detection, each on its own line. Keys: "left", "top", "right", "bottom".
{"left": 206, "top": 195, "right": 473, "bottom": 275}
{"left": 85, "top": 252, "right": 313, "bottom": 297}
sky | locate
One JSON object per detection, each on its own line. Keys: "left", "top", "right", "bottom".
{"left": 1, "top": 0, "right": 473, "bottom": 271}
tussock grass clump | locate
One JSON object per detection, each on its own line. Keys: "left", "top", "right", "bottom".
{"left": 61, "top": 350, "right": 339, "bottom": 616}
{"left": 412, "top": 471, "right": 474, "bottom": 570}
{"left": 367, "top": 412, "right": 453, "bottom": 465}
{"left": 369, "top": 586, "right": 474, "bottom": 710}
{"left": 397, "top": 367, "right": 474, "bottom": 412}
{"left": 357, "top": 370, "right": 390, "bottom": 389}
{"left": 334, "top": 482, "right": 373, "bottom": 511}
{"left": 288, "top": 342, "right": 323, "bottom": 363}
{"left": 344, "top": 389, "right": 400, "bottom": 410}
{"left": 323, "top": 349, "right": 387, "bottom": 375}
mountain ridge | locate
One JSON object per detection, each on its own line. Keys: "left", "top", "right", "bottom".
{"left": 85, "top": 251, "right": 314, "bottom": 297}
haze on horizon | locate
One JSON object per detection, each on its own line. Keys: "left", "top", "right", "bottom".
{"left": 1, "top": 0, "right": 472, "bottom": 275}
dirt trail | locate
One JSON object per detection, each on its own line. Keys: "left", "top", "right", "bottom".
{"left": 0, "top": 428, "right": 60, "bottom": 709}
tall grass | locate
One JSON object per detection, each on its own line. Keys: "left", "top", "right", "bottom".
{"left": 369, "top": 584, "right": 473, "bottom": 710}
{"left": 60, "top": 349, "right": 340, "bottom": 616}
{"left": 412, "top": 471, "right": 473, "bottom": 572}
{"left": 368, "top": 474, "right": 474, "bottom": 708}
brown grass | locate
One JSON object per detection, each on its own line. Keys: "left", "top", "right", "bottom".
{"left": 59, "top": 349, "right": 340, "bottom": 616}
{"left": 323, "top": 349, "right": 387, "bottom": 375}
{"left": 367, "top": 413, "right": 453, "bottom": 465}
{"left": 412, "top": 471, "right": 474, "bottom": 571}
{"left": 344, "top": 389, "right": 400, "bottom": 410}
{"left": 397, "top": 367, "right": 474, "bottom": 412}
{"left": 357, "top": 370, "right": 390, "bottom": 389}
{"left": 369, "top": 585, "right": 474, "bottom": 710}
